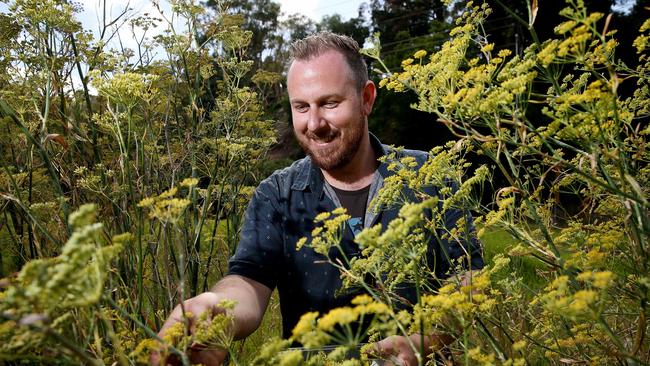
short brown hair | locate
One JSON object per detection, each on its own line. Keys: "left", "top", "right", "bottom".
{"left": 289, "top": 31, "right": 368, "bottom": 90}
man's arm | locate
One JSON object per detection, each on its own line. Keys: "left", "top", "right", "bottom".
{"left": 153, "top": 275, "right": 272, "bottom": 365}
{"left": 209, "top": 274, "right": 272, "bottom": 338}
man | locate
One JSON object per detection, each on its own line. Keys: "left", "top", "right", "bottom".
{"left": 154, "top": 31, "right": 483, "bottom": 366}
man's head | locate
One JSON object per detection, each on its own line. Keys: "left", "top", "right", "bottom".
{"left": 287, "top": 32, "right": 376, "bottom": 172}
{"left": 289, "top": 31, "right": 369, "bottom": 91}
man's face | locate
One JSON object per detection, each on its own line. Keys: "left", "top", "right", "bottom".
{"left": 287, "top": 51, "right": 374, "bottom": 171}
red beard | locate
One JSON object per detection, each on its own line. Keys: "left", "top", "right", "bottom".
{"left": 296, "top": 119, "right": 365, "bottom": 171}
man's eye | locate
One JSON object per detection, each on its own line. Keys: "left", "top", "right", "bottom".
{"left": 324, "top": 101, "right": 339, "bottom": 108}
{"left": 294, "top": 104, "right": 308, "bottom": 112}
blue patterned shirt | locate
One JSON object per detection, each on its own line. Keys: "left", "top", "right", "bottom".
{"left": 228, "top": 135, "right": 484, "bottom": 337}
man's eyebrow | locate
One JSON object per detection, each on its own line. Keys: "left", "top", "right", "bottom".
{"left": 290, "top": 94, "right": 343, "bottom": 103}
{"left": 320, "top": 93, "right": 343, "bottom": 100}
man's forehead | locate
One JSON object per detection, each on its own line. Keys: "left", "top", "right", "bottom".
{"left": 289, "top": 51, "right": 347, "bottom": 71}
{"left": 288, "top": 54, "right": 355, "bottom": 88}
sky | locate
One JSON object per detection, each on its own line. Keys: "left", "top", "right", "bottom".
{"left": 0, "top": 0, "right": 367, "bottom": 88}
{"left": 80, "top": 0, "right": 367, "bottom": 61}
{"left": 75, "top": 0, "right": 366, "bottom": 34}
{"left": 0, "top": 0, "right": 366, "bottom": 22}
{"left": 1, "top": 0, "right": 367, "bottom": 58}
{"left": 4, "top": 0, "right": 637, "bottom": 51}
{"left": 278, "top": 0, "right": 366, "bottom": 21}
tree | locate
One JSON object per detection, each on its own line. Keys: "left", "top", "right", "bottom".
{"left": 207, "top": 0, "right": 282, "bottom": 71}
{"left": 370, "top": 0, "right": 449, "bottom": 66}
{"left": 366, "top": 0, "right": 455, "bottom": 149}
{"left": 318, "top": 13, "right": 369, "bottom": 48}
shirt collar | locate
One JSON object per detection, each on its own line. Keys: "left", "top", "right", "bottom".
{"left": 290, "top": 132, "right": 390, "bottom": 192}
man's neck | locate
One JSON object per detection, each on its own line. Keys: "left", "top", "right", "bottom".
{"left": 321, "top": 134, "right": 377, "bottom": 191}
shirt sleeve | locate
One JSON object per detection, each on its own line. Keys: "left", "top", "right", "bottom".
{"left": 227, "top": 179, "right": 284, "bottom": 290}
{"left": 442, "top": 205, "right": 484, "bottom": 271}
{"left": 426, "top": 181, "right": 484, "bottom": 280}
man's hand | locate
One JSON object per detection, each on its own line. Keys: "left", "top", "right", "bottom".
{"left": 150, "top": 275, "right": 271, "bottom": 366}
{"left": 150, "top": 292, "right": 229, "bottom": 366}
{"left": 373, "top": 333, "right": 454, "bottom": 366}
{"left": 373, "top": 334, "right": 421, "bottom": 366}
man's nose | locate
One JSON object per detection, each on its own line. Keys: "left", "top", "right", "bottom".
{"left": 307, "top": 107, "right": 326, "bottom": 132}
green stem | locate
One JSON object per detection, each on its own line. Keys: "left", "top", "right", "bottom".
{"left": 70, "top": 34, "right": 101, "bottom": 165}
{"left": 476, "top": 318, "right": 506, "bottom": 361}
{"left": 0, "top": 99, "right": 71, "bottom": 229}
{"left": 493, "top": 0, "right": 540, "bottom": 45}
{"left": 414, "top": 261, "right": 425, "bottom": 366}
{"left": 104, "top": 296, "right": 190, "bottom": 366}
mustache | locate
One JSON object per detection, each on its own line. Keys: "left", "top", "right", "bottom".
{"left": 305, "top": 130, "right": 339, "bottom": 141}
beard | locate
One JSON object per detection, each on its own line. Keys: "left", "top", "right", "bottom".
{"left": 295, "top": 119, "right": 365, "bottom": 171}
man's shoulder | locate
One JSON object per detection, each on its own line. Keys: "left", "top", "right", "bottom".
{"left": 383, "top": 144, "right": 429, "bottom": 166}
{"left": 264, "top": 155, "right": 310, "bottom": 182}
{"left": 256, "top": 155, "right": 311, "bottom": 195}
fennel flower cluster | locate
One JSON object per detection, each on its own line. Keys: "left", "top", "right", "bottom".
{"left": 0, "top": 204, "right": 123, "bottom": 353}
{"left": 138, "top": 178, "right": 198, "bottom": 224}
{"left": 291, "top": 295, "right": 391, "bottom": 355}
{"left": 90, "top": 70, "right": 160, "bottom": 110}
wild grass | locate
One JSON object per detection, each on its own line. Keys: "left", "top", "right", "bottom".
{"left": 481, "top": 228, "right": 548, "bottom": 291}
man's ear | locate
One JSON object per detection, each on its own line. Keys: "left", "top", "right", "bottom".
{"left": 361, "top": 80, "right": 377, "bottom": 116}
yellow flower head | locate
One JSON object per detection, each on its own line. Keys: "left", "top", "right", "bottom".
{"left": 413, "top": 50, "right": 427, "bottom": 59}
{"left": 401, "top": 58, "right": 414, "bottom": 68}
{"left": 180, "top": 177, "right": 199, "bottom": 187}
{"left": 292, "top": 311, "right": 319, "bottom": 338}
{"left": 332, "top": 207, "right": 347, "bottom": 215}
{"left": 351, "top": 294, "right": 372, "bottom": 305}
{"left": 314, "top": 211, "right": 331, "bottom": 222}
{"left": 317, "top": 307, "right": 358, "bottom": 332}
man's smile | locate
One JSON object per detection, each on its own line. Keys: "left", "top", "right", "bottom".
{"left": 306, "top": 131, "right": 339, "bottom": 146}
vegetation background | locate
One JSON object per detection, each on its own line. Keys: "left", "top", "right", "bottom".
{"left": 0, "top": 0, "right": 648, "bottom": 365}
